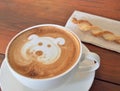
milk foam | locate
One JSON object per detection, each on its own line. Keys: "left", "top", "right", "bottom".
{"left": 21, "top": 34, "right": 65, "bottom": 64}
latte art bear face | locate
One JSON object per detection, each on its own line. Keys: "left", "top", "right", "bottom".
{"left": 21, "top": 34, "right": 65, "bottom": 64}
{"left": 7, "top": 26, "right": 80, "bottom": 79}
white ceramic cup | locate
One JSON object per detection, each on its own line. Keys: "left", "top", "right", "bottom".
{"left": 5, "top": 24, "right": 100, "bottom": 90}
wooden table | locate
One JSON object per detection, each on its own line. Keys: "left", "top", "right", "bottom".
{"left": 0, "top": 0, "right": 120, "bottom": 91}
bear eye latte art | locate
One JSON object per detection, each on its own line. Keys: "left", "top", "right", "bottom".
{"left": 7, "top": 26, "right": 81, "bottom": 79}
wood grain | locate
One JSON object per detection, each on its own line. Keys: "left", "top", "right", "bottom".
{"left": 0, "top": 54, "right": 4, "bottom": 67}
{"left": 90, "top": 79, "right": 120, "bottom": 91}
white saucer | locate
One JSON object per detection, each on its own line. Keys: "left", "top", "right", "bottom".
{"left": 0, "top": 44, "right": 95, "bottom": 91}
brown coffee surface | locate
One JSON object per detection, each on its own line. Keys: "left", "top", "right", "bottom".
{"left": 8, "top": 26, "right": 80, "bottom": 79}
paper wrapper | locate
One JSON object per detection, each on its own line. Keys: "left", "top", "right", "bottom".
{"left": 65, "top": 10, "right": 120, "bottom": 53}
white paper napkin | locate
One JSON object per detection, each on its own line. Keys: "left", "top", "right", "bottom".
{"left": 65, "top": 10, "right": 120, "bottom": 53}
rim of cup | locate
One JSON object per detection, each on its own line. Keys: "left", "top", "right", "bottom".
{"left": 5, "top": 24, "right": 82, "bottom": 81}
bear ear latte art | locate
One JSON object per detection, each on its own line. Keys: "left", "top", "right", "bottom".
{"left": 7, "top": 25, "right": 81, "bottom": 79}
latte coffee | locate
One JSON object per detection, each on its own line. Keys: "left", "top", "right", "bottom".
{"left": 7, "top": 25, "right": 81, "bottom": 79}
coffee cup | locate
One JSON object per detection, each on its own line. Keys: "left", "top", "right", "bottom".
{"left": 5, "top": 24, "right": 100, "bottom": 90}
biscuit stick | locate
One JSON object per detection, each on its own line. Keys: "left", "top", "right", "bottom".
{"left": 72, "top": 18, "right": 120, "bottom": 44}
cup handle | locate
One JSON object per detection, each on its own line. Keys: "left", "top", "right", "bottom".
{"left": 79, "top": 52, "right": 100, "bottom": 72}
